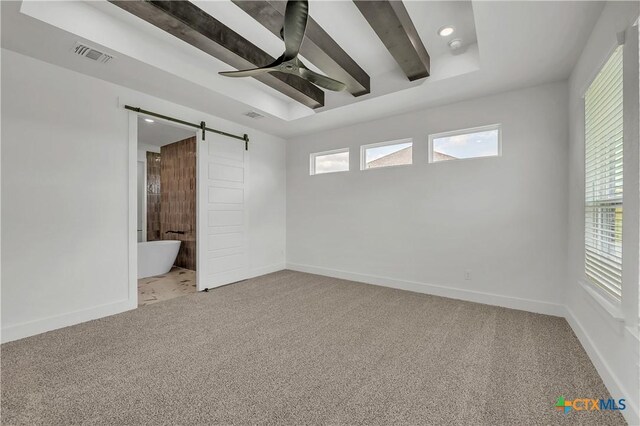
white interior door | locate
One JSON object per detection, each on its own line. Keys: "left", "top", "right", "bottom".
{"left": 197, "top": 132, "right": 248, "bottom": 291}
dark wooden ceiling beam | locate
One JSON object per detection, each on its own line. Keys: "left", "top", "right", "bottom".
{"left": 109, "top": 0, "right": 324, "bottom": 109}
{"left": 232, "top": 0, "right": 370, "bottom": 97}
{"left": 353, "top": 0, "right": 430, "bottom": 81}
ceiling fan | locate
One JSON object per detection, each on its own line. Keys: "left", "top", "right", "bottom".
{"left": 219, "top": 0, "right": 347, "bottom": 91}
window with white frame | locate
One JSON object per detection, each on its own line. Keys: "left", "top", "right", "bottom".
{"left": 361, "top": 139, "right": 413, "bottom": 170}
{"left": 310, "top": 148, "right": 349, "bottom": 175}
{"left": 584, "top": 45, "right": 624, "bottom": 300}
{"left": 428, "top": 124, "right": 501, "bottom": 162}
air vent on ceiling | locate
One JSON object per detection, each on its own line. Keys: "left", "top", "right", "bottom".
{"left": 72, "top": 42, "right": 114, "bottom": 64}
{"left": 244, "top": 111, "right": 264, "bottom": 119}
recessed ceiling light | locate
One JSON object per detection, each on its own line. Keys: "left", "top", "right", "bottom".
{"left": 438, "top": 26, "right": 455, "bottom": 37}
{"left": 144, "top": 118, "right": 154, "bottom": 123}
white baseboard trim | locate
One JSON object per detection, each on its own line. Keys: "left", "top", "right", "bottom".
{"left": 1, "top": 298, "right": 136, "bottom": 344}
{"left": 564, "top": 306, "right": 639, "bottom": 425}
{"left": 286, "top": 263, "right": 564, "bottom": 316}
{"left": 247, "top": 262, "right": 286, "bottom": 280}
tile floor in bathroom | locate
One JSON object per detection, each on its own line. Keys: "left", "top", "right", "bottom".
{"left": 138, "top": 267, "right": 197, "bottom": 307}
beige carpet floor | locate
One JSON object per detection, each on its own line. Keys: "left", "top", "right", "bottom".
{"left": 1, "top": 270, "right": 625, "bottom": 425}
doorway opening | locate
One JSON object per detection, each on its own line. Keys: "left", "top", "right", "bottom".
{"left": 136, "top": 116, "right": 198, "bottom": 307}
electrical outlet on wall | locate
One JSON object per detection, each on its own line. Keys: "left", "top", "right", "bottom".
{"left": 464, "top": 271, "right": 471, "bottom": 280}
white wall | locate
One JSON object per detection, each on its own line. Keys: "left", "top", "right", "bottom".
{"left": 287, "top": 81, "right": 569, "bottom": 315}
{"left": 1, "top": 49, "right": 286, "bottom": 342}
{"left": 566, "top": 3, "right": 640, "bottom": 424}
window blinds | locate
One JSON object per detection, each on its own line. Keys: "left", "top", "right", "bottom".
{"left": 584, "top": 45, "right": 623, "bottom": 299}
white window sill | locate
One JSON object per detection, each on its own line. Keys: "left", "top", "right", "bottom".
{"left": 579, "top": 280, "right": 624, "bottom": 322}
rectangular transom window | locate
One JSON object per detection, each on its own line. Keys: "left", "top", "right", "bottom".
{"left": 310, "top": 148, "right": 349, "bottom": 175}
{"left": 584, "top": 45, "right": 623, "bottom": 300}
{"left": 429, "top": 124, "right": 501, "bottom": 162}
{"left": 361, "top": 139, "right": 413, "bottom": 170}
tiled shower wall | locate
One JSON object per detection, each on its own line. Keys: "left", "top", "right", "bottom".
{"left": 160, "top": 137, "right": 197, "bottom": 271}
{"left": 146, "top": 152, "right": 161, "bottom": 241}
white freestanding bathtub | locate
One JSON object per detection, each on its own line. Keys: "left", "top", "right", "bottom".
{"left": 138, "top": 240, "right": 182, "bottom": 279}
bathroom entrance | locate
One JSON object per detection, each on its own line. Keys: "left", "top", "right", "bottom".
{"left": 136, "top": 116, "right": 198, "bottom": 307}
{"left": 129, "top": 106, "right": 250, "bottom": 308}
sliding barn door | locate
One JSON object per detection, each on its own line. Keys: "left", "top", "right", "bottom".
{"left": 197, "top": 132, "right": 248, "bottom": 291}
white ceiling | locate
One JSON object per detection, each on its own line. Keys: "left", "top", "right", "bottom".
{"left": 1, "top": 1, "right": 604, "bottom": 138}
{"left": 137, "top": 117, "right": 195, "bottom": 148}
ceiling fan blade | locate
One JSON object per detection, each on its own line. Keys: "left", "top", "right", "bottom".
{"left": 219, "top": 67, "right": 275, "bottom": 77}
{"left": 283, "top": 0, "right": 308, "bottom": 60}
{"left": 299, "top": 67, "right": 347, "bottom": 92}
{"left": 219, "top": 56, "right": 284, "bottom": 78}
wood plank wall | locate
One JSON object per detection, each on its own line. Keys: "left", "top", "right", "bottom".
{"left": 160, "top": 137, "right": 197, "bottom": 271}
{"left": 146, "top": 152, "right": 162, "bottom": 241}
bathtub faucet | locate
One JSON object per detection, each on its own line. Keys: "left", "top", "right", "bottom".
{"left": 165, "top": 230, "right": 185, "bottom": 235}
